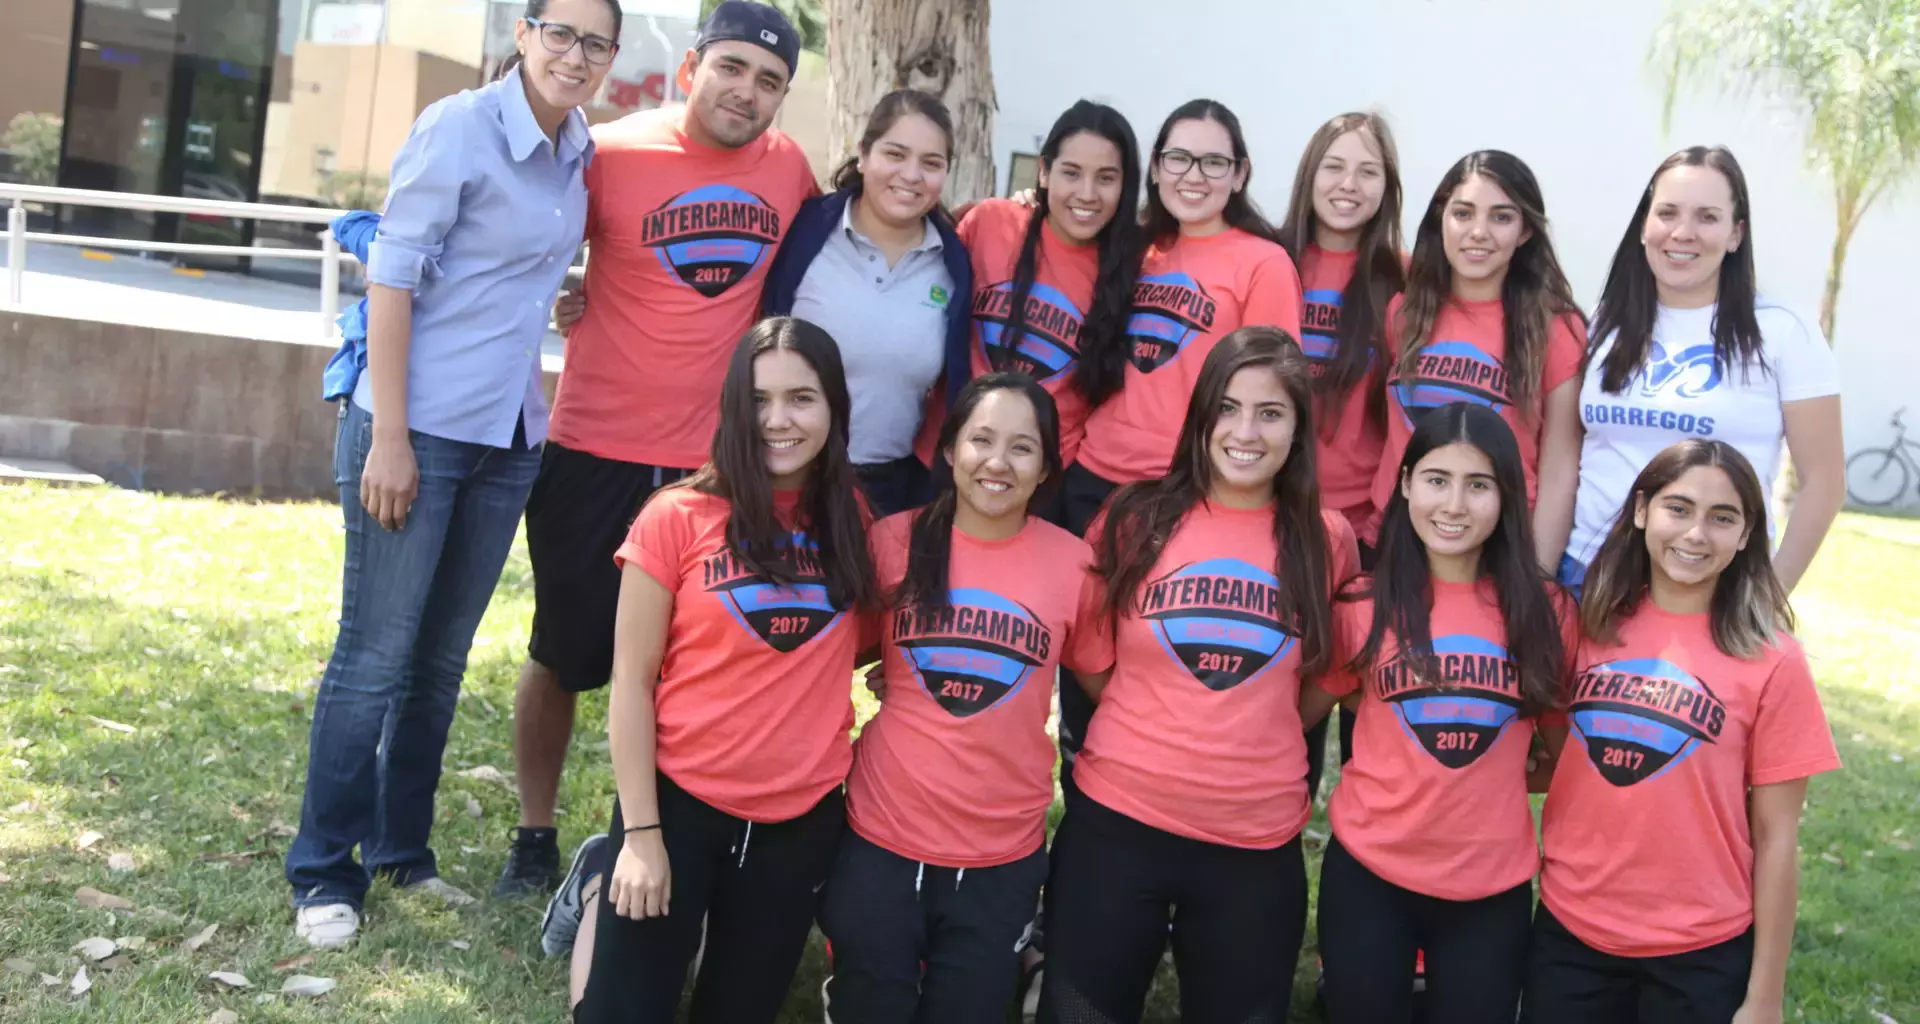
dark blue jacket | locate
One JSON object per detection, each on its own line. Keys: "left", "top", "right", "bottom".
{"left": 760, "top": 188, "right": 974, "bottom": 415}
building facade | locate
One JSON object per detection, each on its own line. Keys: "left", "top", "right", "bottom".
{"left": 0, "top": 0, "right": 709, "bottom": 248}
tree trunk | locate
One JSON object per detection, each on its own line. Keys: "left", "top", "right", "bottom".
{"left": 824, "top": 0, "right": 996, "bottom": 204}
{"left": 1817, "top": 204, "right": 1855, "bottom": 346}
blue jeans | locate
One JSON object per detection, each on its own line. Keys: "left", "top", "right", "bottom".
{"left": 286, "top": 401, "right": 540, "bottom": 909}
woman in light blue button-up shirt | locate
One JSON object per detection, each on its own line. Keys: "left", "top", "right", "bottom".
{"left": 286, "top": 0, "right": 624, "bottom": 950}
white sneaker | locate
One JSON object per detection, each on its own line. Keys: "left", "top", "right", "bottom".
{"left": 403, "top": 876, "right": 477, "bottom": 908}
{"left": 295, "top": 903, "right": 360, "bottom": 949}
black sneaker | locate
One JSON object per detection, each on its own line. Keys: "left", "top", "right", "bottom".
{"left": 541, "top": 833, "right": 607, "bottom": 957}
{"left": 492, "top": 826, "right": 561, "bottom": 900}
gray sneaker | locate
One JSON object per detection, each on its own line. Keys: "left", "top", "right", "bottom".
{"left": 540, "top": 833, "right": 607, "bottom": 958}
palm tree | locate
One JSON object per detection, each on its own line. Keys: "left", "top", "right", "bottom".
{"left": 701, "top": 0, "right": 825, "bottom": 53}
{"left": 1653, "top": 0, "right": 1920, "bottom": 343}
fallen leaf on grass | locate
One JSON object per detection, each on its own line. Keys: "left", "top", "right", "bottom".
{"left": 75, "top": 887, "right": 130, "bottom": 910}
{"left": 97, "top": 955, "right": 131, "bottom": 972}
{"left": 208, "top": 1012, "right": 240, "bottom": 1024}
{"left": 208, "top": 971, "right": 251, "bottom": 988}
{"left": 1870, "top": 1013, "right": 1900, "bottom": 1024}
{"left": 75, "top": 831, "right": 104, "bottom": 850}
{"left": 280, "top": 974, "right": 337, "bottom": 997}
{"left": 4, "top": 958, "right": 36, "bottom": 975}
{"left": 456, "top": 764, "right": 512, "bottom": 784}
{"left": 1819, "top": 851, "right": 1846, "bottom": 867}
{"left": 87, "top": 716, "right": 137, "bottom": 734}
{"left": 39, "top": 972, "right": 61, "bottom": 987}
{"left": 271, "top": 953, "right": 315, "bottom": 973}
{"left": 114, "top": 936, "right": 146, "bottom": 952}
{"left": 107, "top": 853, "right": 135, "bottom": 873}
{"left": 184, "top": 923, "right": 219, "bottom": 951}
{"left": 70, "top": 966, "right": 91, "bottom": 996}
{"left": 465, "top": 796, "right": 483, "bottom": 819}
{"left": 73, "top": 937, "right": 117, "bottom": 961}
{"left": 447, "top": 940, "right": 471, "bottom": 951}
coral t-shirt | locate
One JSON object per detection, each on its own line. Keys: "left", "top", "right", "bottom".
{"left": 1320, "top": 580, "right": 1577, "bottom": 900}
{"left": 1298, "top": 244, "right": 1386, "bottom": 540}
{"left": 848, "top": 512, "right": 1113, "bottom": 867}
{"left": 550, "top": 107, "right": 818, "bottom": 469}
{"left": 1076, "top": 229, "right": 1303, "bottom": 484}
{"left": 1074, "top": 502, "right": 1359, "bottom": 848}
{"left": 914, "top": 199, "right": 1102, "bottom": 469}
{"left": 1371, "top": 296, "right": 1584, "bottom": 513}
{"left": 614, "top": 486, "right": 858, "bottom": 822}
{"left": 1541, "top": 605, "right": 1842, "bottom": 956}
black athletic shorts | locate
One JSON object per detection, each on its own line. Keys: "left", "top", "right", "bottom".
{"left": 525, "top": 442, "right": 690, "bottom": 692}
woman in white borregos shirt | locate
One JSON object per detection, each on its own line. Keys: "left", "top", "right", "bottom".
{"left": 1564, "top": 146, "right": 1843, "bottom": 594}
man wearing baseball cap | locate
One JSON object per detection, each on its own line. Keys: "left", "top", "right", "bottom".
{"left": 495, "top": 0, "right": 816, "bottom": 946}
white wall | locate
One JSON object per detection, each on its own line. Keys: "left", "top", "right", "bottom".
{"left": 990, "top": 0, "right": 1918, "bottom": 501}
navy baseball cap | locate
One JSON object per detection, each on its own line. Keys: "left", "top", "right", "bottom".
{"left": 696, "top": 1, "right": 801, "bottom": 78}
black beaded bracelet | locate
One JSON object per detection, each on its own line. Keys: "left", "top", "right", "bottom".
{"left": 623, "top": 824, "right": 661, "bottom": 834}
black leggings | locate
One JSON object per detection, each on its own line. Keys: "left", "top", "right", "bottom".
{"left": 819, "top": 831, "right": 1050, "bottom": 1024}
{"left": 574, "top": 774, "right": 844, "bottom": 1024}
{"left": 1040, "top": 788, "right": 1307, "bottom": 1024}
{"left": 1317, "top": 836, "right": 1532, "bottom": 1024}
{"left": 1520, "top": 902, "right": 1753, "bottom": 1024}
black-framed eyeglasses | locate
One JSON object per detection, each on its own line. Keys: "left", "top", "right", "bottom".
{"left": 1158, "top": 149, "right": 1238, "bottom": 180}
{"left": 525, "top": 17, "right": 619, "bottom": 66}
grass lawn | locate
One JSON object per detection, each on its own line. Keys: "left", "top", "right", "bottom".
{"left": 0, "top": 482, "right": 1915, "bottom": 1022}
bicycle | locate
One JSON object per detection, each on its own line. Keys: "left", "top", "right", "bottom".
{"left": 1845, "top": 407, "right": 1920, "bottom": 507}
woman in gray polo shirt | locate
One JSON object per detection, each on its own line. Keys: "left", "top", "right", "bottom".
{"left": 763, "top": 90, "right": 975, "bottom": 516}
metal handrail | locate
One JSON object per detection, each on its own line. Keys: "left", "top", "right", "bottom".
{"left": 2, "top": 183, "right": 358, "bottom": 341}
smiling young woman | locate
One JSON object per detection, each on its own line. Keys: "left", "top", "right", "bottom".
{"left": 1565, "top": 147, "right": 1843, "bottom": 598}
{"left": 1528, "top": 440, "right": 1840, "bottom": 1024}
{"left": 820, "top": 373, "right": 1114, "bottom": 1024}
{"left": 1375, "top": 151, "right": 1588, "bottom": 577}
{"left": 287, "top": 0, "right": 620, "bottom": 953}
{"left": 762, "top": 90, "right": 977, "bottom": 519}
{"left": 1040, "top": 327, "right": 1359, "bottom": 1024}
{"left": 1301, "top": 403, "right": 1573, "bottom": 1022}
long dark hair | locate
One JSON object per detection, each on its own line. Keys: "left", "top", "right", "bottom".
{"left": 1001, "top": 101, "right": 1146, "bottom": 407}
{"left": 1276, "top": 111, "right": 1407, "bottom": 437}
{"left": 1093, "top": 326, "right": 1335, "bottom": 679}
{"left": 497, "top": 0, "right": 624, "bottom": 78}
{"left": 1580, "top": 440, "right": 1792, "bottom": 659}
{"left": 830, "top": 89, "right": 955, "bottom": 223}
{"left": 1353, "top": 402, "right": 1566, "bottom": 716}
{"left": 678, "top": 318, "right": 878, "bottom": 611}
{"left": 1398, "top": 150, "right": 1584, "bottom": 416}
{"left": 893, "top": 374, "right": 1064, "bottom": 611}
{"left": 1142, "top": 99, "right": 1281, "bottom": 247}
{"left": 1589, "top": 146, "right": 1764, "bottom": 394}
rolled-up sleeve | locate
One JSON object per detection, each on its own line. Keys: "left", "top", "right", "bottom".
{"left": 367, "top": 105, "right": 469, "bottom": 290}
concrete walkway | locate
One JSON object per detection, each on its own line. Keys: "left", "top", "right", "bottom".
{"left": 0, "top": 240, "right": 566, "bottom": 362}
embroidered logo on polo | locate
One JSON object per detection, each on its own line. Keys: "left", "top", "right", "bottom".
{"left": 1124, "top": 273, "right": 1217, "bottom": 373}
{"left": 1138, "top": 559, "right": 1292, "bottom": 691}
{"left": 1637, "top": 340, "right": 1723, "bottom": 399}
{"left": 973, "top": 280, "right": 1085, "bottom": 383}
{"left": 1569, "top": 657, "right": 1727, "bottom": 786}
{"left": 1373, "top": 635, "right": 1523, "bottom": 768}
{"left": 641, "top": 184, "right": 782, "bottom": 298}
{"left": 1392, "top": 340, "right": 1510, "bottom": 427}
{"left": 700, "top": 533, "right": 841, "bottom": 652}
{"left": 1301, "top": 287, "right": 1344, "bottom": 373}
{"left": 893, "top": 588, "right": 1052, "bottom": 717}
